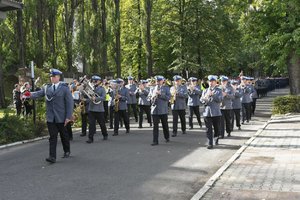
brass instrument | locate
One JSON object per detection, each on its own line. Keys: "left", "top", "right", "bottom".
{"left": 170, "top": 83, "right": 177, "bottom": 105}
{"left": 79, "top": 100, "right": 86, "bottom": 114}
{"left": 114, "top": 85, "right": 120, "bottom": 112}
{"left": 151, "top": 84, "right": 161, "bottom": 106}
{"left": 78, "top": 76, "right": 102, "bottom": 105}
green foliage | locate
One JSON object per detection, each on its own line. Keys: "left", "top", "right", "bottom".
{"left": 272, "top": 95, "right": 300, "bottom": 115}
{"left": 0, "top": 114, "right": 47, "bottom": 145}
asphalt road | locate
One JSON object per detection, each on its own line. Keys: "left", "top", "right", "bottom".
{"left": 0, "top": 88, "right": 286, "bottom": 200}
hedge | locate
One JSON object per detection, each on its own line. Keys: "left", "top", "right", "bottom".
{"left": 272, "top": 95, "right": 300, "bottom": 115}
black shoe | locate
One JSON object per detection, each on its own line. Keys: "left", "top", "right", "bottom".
{"left": 220, "top": 136, "right": 224, "bottom": 139}
{"left": 241, "top": 121, "right": 244, "bottom": 125}
{"left": 86, "top": 139, "right": 93, "bottom": 144}
{"left": 171, "top": 133, "right": 177, "bottom": 137}
{"left": 165, "top": 139, "right": 170, "bottom": 143}
{"left": 189, "top": 127, "right": 193, "bottom": 130}
{"left": 126, "top": 129, "right": 130, "bottom": 134}
{"left": 80, "top": 133, "right": 86, "bottom": 137}
{"left": 103, "top": 136, "right": 108, "bottom": 140}
{"left": 215, "top": 138, "right": 219, "bottom": 145}
{"left": 207, "top": 145, "right": 213, "bottom": 149}
{"left": 227, "top": 133, "right": 231, "bottom": 137}
{"left": 238, "top": 126, "right": 241, "bottom": 130}
{"left": 138, "top": 126, "right": 143, "bottom": 129}
{"left": 199, "top": 123, "right": 203, "bottom": 128}
{"left": 135, "top": 119, "right": 138, "bottom": 122}
{"left": 62, "top": 152, "right": 70, "bottom": 158}
{"left": 112, "top": 133, "right": 118, "bottom": 136}
{"left": 182, "top": 131, "right": 186, "bottom": 134}
{"left": 150, "top": 124, "right": 152, "bottom": 127}
{"left": 151, "top": 142, "right": 158, "bottom": 146}
{"left": 246, "top": 120, "right": 249, "bottom": 123}
{"left": 45, "top": 157, "right": 56, "bottom": 163}
{"left": 109, "top": 127, "right": 113, "bottom": 129}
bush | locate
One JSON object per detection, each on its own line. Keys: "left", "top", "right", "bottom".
{"left": 272, "top": 95, "right": 300, "bottom": 115}
{"left": 0, "top": 114, "right": 47, "bottom": 145}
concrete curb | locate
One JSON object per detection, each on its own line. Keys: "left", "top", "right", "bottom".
{"left": 190, "top": 121, "right": 270, "bottom": 200}
{"left": 0, "top": 129, "right": 81, "bottom": 150}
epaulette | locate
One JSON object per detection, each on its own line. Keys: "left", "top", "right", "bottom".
{"left": 60, "top": 82, "right": 69, "bottom": 87}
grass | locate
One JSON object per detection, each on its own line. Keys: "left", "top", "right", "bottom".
{"left": 0, "top": 108, "right": 14, "bottom": 118}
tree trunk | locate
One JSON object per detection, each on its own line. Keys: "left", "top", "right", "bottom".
{"left": 17, "top": 8, "right": 25, "bottom": 68}
{"left": 0, "top": 54, "right": 5, "bottom": 108}
{"left": 287, "top": 51, "right": 300, "bottom": 95}
{"left": 137, "top": 0, "right": 142, "bottom": 80}
{"left": 81, "top": 0, "right": 86, "bottom": 74}
{"left": 36, "top": 0, "right": 44, "bottom": 68}
{"left": 145, "top": 0, "right": 153, "bottom": 77}
{"left": 115, "top": 0, "right": 121, "bottom": 77}
{"left": 48, "top": 4, "right": 57, "bottom": 68}
{"left": 101, "top": 0, "right": 108, "bottom": 74}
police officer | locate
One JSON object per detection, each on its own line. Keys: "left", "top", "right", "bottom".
{"left": 126, "top": 76, "right": 138, "bottom": 122}
{"left": 107, "top": 80, "right": 117, "bottom": 129}
{"left": 231, "top": 80, "right": 243, "bottom": 130}
{"left": 187, "top": 77, "right": 202, "bottom": 129}
{"left": 113, "top": 78, "right": 130, "bottom": 135}
{"left": 240, "top": 76, "right": 252, "bottom": 124}
{"left": 27, "top": 69, "right": 73, "bottom": 163}
{"left": 200, "top": 75, "right": 223, "bottom": 149}
{"left": 220, "top": 76, "right": 234, "bottom": 138}
{"left": 137, "top": 80, "right": 152, "bottom": 128}
{"left": 149, "top": 75, "right": 171, "bottom": 146}
{"left": 86, "top": 76, "right": 108, "bottom": 143}
{"left": 170, "top": 75, "right": 188, "bottom": 137}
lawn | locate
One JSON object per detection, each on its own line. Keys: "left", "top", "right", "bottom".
{"left": 0, "top": 108, "right": 14, "bottom": 118}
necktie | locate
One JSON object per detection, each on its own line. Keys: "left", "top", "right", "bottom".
{"left": 53, "top": 85, "right": 56, "bottom": 92}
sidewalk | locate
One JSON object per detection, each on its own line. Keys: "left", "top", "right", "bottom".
{"left": 197, "top": 113, "right": 300, "bottom": 200}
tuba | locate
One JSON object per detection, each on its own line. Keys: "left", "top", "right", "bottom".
{"left": 78, "top": 76, "right": 102, "bottom": 105}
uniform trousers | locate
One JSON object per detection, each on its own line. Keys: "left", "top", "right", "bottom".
{"left": 172, "top": 110, "right": 186, "bottom": 133}
{"left": 242, "top": 103, "right": 251, "bottom": 122}
{"left": 220, "top": 109, "right": 232, "bottom": 137}
{"left": 114, "top": 110, "right": 130, "bottom": 133}
{"left": 188, "top": 106, "right": 202, "bottom": 128}
{"left": 128, "top": 104, "right": 138, "bottom": 121}
{"left": 204, "top": 116, "right": 220, "bottom": 146}
{"left": 231, "top": 109, "right": 241, "bottom": 130}
{"left": 47, "top": 122, "right": 70, "bottom": 159}
{"left": 88, "top": 111, "right": 108, "bottom": 140}
{"left": 138, "top": 105, "right": 152, "bottom": 127}
{"left": 81, "top": 112, "right": 88, "bottom": 134}
{"left": 152, "top": 114, "right": 169, "bottom": 144}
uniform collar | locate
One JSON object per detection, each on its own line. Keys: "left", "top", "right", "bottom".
{"left": 53, "top": 82, "right": 60, "bottom": 88}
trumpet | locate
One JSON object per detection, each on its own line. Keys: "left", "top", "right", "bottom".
{"left": 78, "top": 76, "right": 102, "bottom": 105}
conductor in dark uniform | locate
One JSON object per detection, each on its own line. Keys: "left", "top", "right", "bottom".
{"left": 27, "top": 69, "right": 73, "bottom": 163}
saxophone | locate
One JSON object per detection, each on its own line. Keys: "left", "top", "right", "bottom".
{"left": 114, "top": 85, "right": 120, "bottom": 112}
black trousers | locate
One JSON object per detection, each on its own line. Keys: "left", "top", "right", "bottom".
{"left": 204, "top": 116, "right": 220, "bottom": 146}
{"left": 88, "top": 111, "right": 108, "bottom": 140}
{"left": 251, "top": 98, "right": 257, "bottom": 115}
{"left": 15, "top": 103, "right": 22, "bottom": 116}
{"left": 109, "top": 106, "right": 114, "bottom": 128}
{"left": 189, "top": 106, "right": 202, "bottom": 128}
{"left": 231, "top": 109, "right": 241, "bottom": 129}
{"left": 114, "top": 109, "right": 130, "bottom": 133}
{"left": 47, "top": 122, "right": 70, "bottom": 159}
{"left": 152, "top": 114, "right": 169, "bottom": 143}
{"left": 103, "top": 101, "right": 109, "bottom": 122}
{"left": 242, "top": 103, "right": 251, "bottom": 122}
{"left": 81, "top": 112, "right": 88, "bottom": 134}
{"left": 220, "top": 109, "right": 232, "bottom": 137}
{"left": 128, "top": 104, "right": 138, "bottom": 121}
{"left": 172, "top": 110, "right": 186, "bottom": 133}
{"left": 65, "top": 123, "right": 73, "bottom": 139}
{"left": 138, "top": 105, "right": 152, "bottom": 127}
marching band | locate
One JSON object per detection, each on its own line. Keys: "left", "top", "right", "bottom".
{"left": 19, "top": 68, "right": 260, "bottom": 163}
